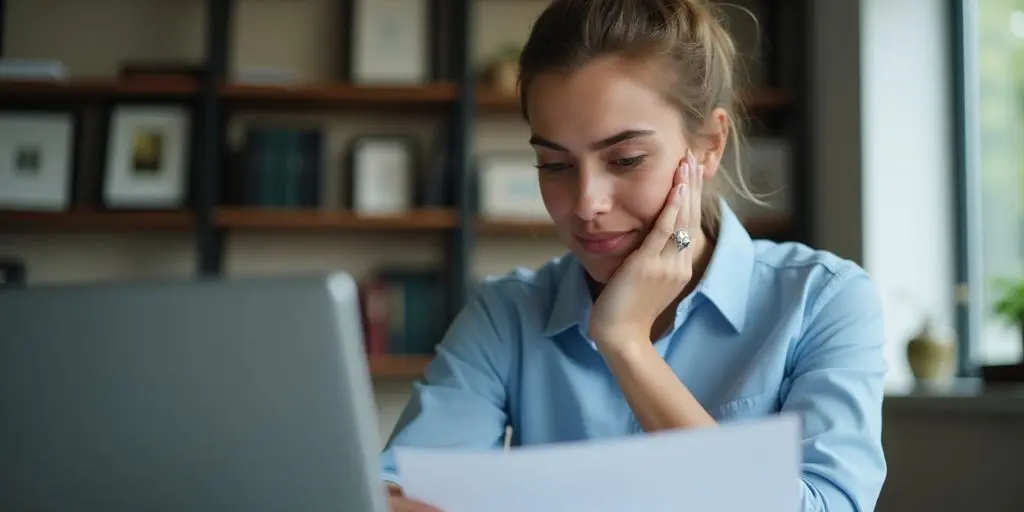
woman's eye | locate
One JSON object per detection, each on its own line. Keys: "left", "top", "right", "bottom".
{"left": 536, "top": 162, "right": 571, "bottom": 172}
{"left": 614, "top": 155, "right": 647, "bottom": 168}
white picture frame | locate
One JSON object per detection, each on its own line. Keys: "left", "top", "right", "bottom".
{"left": 103, "top": 105, "right": 190, "bottom": 208}
{"left": 477, "top": 153, "right": 549, "bottom": 221}
{"left": 349, "top": 0, "right": 431, "bottom": 84}
{"left": 349, "top": 136, "right": 416, "bottom": 215}
{"left": 0, "top": 112, "right": 75, "bottom": 211}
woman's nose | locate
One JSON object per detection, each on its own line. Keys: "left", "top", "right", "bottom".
{"left": 574, "top": 167, "right": 613, "bottom": 221}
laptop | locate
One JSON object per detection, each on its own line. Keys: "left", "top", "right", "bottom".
{"left": 0, "top": 272, "right": 388, "bottom": 512}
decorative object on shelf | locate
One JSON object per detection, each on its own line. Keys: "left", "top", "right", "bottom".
{"left": 484, "top": 43, "right": 523, "bottom": 96}
{"left": 905, "top": 318, "right": 956, "bottom": 386}
{"left": 0, "top": 257, "right": 27, "bottom": 288}
{"left": 346, "top": 135, "right": 418, "bottom": 215}
{"left": 102, "top": 104, "right": 190, "bottom": 208}
{"left": 0, "top": 111, "right": 76, "bottom": 211}
{"left": 0, "top": 58, "right": 68, "bottom": 81}
{"left": 476, "top": 152, "right": 549, "bottom": 221}
{"left": 345, "top": 0, "right": 432, "bottom": 84}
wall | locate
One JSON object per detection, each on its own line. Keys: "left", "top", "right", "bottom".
{"left": 810, "top": 0, "right": 958, "bottom": 389}
{"left": 860, "top": 0, "right": 957, "bottom": 388}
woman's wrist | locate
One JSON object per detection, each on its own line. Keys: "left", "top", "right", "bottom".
{"left": 593, "top": 330, "right": 651, "bottom": 361}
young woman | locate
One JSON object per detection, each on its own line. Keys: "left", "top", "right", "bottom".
{"left": 382, "top": 0, "right": 887, "bottom": 510}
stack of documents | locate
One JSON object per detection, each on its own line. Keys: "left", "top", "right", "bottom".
{"left": 396, "top": 414, "right": 801, "bottom": 512}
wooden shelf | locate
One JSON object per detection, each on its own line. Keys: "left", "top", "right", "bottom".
{"left": 368, "top": 354, "right": 433, "bottom": 379}
{"left": 0, "top": 80, "right": 789, "bottom": 115}
{"left": 221, "top": 82, "right": 459, "bottom": 108}
{"left": 476, "top": 87, "right": 791, "bottom": 115}
{"left": 0, "top": 210, "right": 194, "bottom": 232}
{"left": 215, "top": 207, "right": 459, "bottom": 231}
{"left": 0, "top": 78, "right": 198, "bottom": 100}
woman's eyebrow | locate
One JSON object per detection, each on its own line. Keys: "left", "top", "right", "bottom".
{"left": 529, "top": 129, "right": 656, "bottom": 152}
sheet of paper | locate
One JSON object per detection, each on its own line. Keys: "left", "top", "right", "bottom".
{"left": 395, "top": 414, "right": 801, "bottom": 512}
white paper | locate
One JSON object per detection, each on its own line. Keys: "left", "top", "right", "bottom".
{"left": 395, "top": 414, "right": 801, "bottom": 512}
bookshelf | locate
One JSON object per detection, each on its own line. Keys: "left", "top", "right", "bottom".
{"left": 0, "top": 0, "right": 814, "bottom": 380}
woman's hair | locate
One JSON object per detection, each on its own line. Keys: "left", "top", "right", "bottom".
{"left": 518, "top": 0, "right": 762, "bottom": 233}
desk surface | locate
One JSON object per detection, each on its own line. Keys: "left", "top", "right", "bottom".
{"left": 884, "top": 378, "right": 1024, "bottom": 415}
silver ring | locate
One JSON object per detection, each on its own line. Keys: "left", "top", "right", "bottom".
{"left": 671, "top": 230, "right": 691, "bottom": 252}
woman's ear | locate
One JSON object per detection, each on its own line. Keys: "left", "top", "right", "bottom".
{"left": 700, "top": 107, "right": 730, "bottom": 178}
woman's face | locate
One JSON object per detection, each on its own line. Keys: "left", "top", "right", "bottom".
{"left": 525, "top": 56, "right": 705, "bottom": 283}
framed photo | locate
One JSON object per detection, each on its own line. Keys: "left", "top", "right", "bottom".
{"left": 0, "top": 111, "right": 76, "bottom": 211}
{"left": 346, "top": 135, "right": 419, "bottom": 215}
{"left": 476, "top": 153, "right": 549, "bottom": 221}
{"left": 102, "top": 105, "right": 190, "bottom": 208}
{"left": 345, "top": 0, "right": 432, "bottom": 84}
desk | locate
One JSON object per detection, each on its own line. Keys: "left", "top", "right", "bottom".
{"left": 884, "top": 378, "right": 1024, "bottom": 416}
{"left": 878, "top": 379, "right": 1024, "bottom": 511}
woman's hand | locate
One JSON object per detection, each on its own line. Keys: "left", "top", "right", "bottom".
{"left": 588, "top": 151, "right": 704, "bottom": 348}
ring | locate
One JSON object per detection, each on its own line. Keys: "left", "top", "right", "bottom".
{"left": 671, "top": 230, "right": 691, "bottom": 252}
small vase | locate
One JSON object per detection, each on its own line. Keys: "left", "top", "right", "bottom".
{"left": 906, "top": 320, "right": 955, "bottom": 384}
{"left": 490, "top": 60, "right": 519, "bottom": 96}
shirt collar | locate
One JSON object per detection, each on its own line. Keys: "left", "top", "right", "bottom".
{"left": 543, "top": 256, "right": 592, "bottom": 337}
{"left": 542, "top": 198, "right": 756, "bottom": 337}
{"left": 693, "top": 198, "right": 756, "bottom": 333}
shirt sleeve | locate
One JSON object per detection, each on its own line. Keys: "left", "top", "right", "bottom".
{"left": 783, "top": 268, "right": 888, "bottom": 512}
{"left": 379, "top": 282, "right": 513, "bottom": 488}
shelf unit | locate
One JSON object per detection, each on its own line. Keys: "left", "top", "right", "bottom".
{"left": 0, "top": 0, "right": 814, "bottom": 381}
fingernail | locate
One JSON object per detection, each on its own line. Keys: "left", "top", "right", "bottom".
{"left": 681, "top": 161, "right": 690, "bottom": 180}
{"left": 678, "top": 183, "right": 686, "bottom": 198}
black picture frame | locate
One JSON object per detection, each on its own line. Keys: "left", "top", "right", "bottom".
{"left": 96, "top": 100, "right": 196, "bottom": 210}
{"left": 339, "top": 0, "right": 442, "bottom": 83}
{"left": 0, "top": 105, "right": 84, "bottom": 211}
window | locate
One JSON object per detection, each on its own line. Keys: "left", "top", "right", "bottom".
{"left": 958, "top": 0, "right": 1024, "bottom": 369}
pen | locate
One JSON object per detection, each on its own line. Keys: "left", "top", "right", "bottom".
{"left": 503, "top": 425, "right": 512, "bottom": 452}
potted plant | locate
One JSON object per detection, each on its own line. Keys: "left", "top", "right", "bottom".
{"left": 981, "top": 277, "right": 1024, "bottom": 385}
{"left": 994, "top": 277, "right": 1024, "bottom": 352}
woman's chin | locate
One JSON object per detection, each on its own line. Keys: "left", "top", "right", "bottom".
{"left": 577, "top": 258, "right": 621, "bottom": 285}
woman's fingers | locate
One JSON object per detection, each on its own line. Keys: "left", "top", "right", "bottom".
{"left": 690, "top": 153, "right": 704, "bottom": 237}
{"left": 639, "top": 159, "right": 686, "bottom": 255}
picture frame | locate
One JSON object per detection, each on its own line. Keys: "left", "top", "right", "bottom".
{"left": 345, "top": 135, "right": 419, "bottom": 215}
{"left": 102, "top": 104, "right": 191, "bottom": 209}
{"left": 0, "top": 110, "right": 78, "bottom": 211}
{"left": 475, "top": 152, "right": 549, "bottom": 221}
{"left": 343, "top": 0, "right": 434, "bottom": 84}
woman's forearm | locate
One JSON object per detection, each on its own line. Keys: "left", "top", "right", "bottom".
{"left": 599, "top": 338, "right": 718, "bottom": 432}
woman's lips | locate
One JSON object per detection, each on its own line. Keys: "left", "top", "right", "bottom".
{"left": 575, "top": 231, "right": 632, "bottom": 254}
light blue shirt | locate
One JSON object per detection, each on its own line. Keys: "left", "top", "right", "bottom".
{"left": 381, "top": 201, "right": 887, "bottom": 512}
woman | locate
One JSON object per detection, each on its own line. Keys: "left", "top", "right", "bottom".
{"left": 383, "top": 0, "right": 887, "bottom": 510}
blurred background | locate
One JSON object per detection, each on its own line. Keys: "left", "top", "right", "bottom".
{"left": 0, "top": 0, "right": 1022, "bottom": 510}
